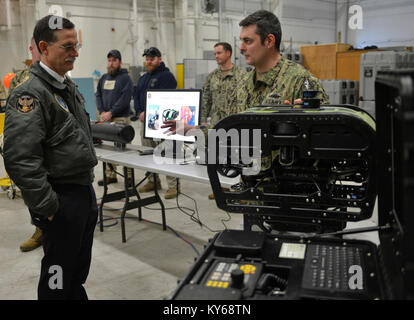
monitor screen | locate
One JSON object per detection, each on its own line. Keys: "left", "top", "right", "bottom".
{"left": 144, "top": 89, "right": 201, "bottom": 143}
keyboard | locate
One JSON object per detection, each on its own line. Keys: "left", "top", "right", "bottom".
{"left": 302, "top": 244, "right": 364, "bottom": 292}
{"left": 136, "top": 146, "right": 154, "bottom": 155}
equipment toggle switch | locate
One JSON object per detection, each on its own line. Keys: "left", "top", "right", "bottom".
{"left": 231, "top": 269, "right": 245, "bottom": 289}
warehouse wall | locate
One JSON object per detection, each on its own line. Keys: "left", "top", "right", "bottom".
{"left": 0, "top": 0, "right": 178, "bottom": 79}
{"left": 46, "top": 0, "right": 177, "bottom": 78}
{"left": 185, "top": 0, "right": 336, "bottom": 64}
{"left": 280, "top": 0, "right": 336, "bottom": 51}
{"left": 0, "top": 26, "right": 26, "bottom": 77}
{"left": 0, "top": 0, "right": 30, "bottom": 77}
{"left": 1, "top": 0, "right": 340, "bottom": 80}
{"left": 337, "top": 0, "right": 414, "bottom": 49}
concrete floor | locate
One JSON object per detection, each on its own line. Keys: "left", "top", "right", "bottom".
{"left": 0, "top": 120, "right": 243, "bottom": 300}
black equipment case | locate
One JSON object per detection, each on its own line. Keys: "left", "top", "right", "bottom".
{"left": 91, "top": 121, "right": 135, "bottom": 148}
{"left": 171, "top": 70, "right": 414, "bottom": 300}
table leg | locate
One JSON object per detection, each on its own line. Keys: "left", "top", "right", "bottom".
{"left": 152, "top": 173, "right": 166, "bottom": 231}
{"left": 130, "top": 170, "right": 143, "bottom": 221}
{"left": 98, "top": 162, "right": 107, "bottom": 232}
{"left": 121, "top": 166, "right": 130, "bottom": 243}
{"left": 99, "top": 164, "right": 167, "bottom": 243}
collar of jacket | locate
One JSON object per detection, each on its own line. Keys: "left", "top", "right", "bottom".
{"left": 247, "top": 56, "right": 287, "bottom": 90}
{"left": 217, "top": 65, "right": 236, "bottom": 78}
{"left": 30, "top": 61, "right": 74, "bottom": 90}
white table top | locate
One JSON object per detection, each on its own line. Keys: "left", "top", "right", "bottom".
{"left": 94, "top": 143, "right": 239, "bottom": 188}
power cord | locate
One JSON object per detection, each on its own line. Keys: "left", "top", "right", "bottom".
{"left": 96, "top": 214, "right": 119, "bottom": 228}
{"left": 135, "top": 216, "right": 200, "bottom": 257}
{"left": 175, "top": 185, "right": 202, "bottom": 227}
{"left": 96, "top": 173, "right": 234, "bottom": 253}
{"left": 96, "top": 204, "right": 201, "bottom": 256}
{"left": 220, "top": 210, "right": 232, "bottom": 230}
{"left": 174, "top": 180, "right": 228, "bottom": 233}
{"left": 96, "top": 173, "right": 233, "bottom": 233}
{"left": 97, "top": 197, "right": 199, "bottom": 214}
{"left": 99, "top": 191, "right": 230, "bottom": 233}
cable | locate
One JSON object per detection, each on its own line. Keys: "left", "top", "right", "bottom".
{"left": 176, "top": 188, "right": 202, "bottom": 227}
{"left": 175, "top": 187, "right": 225, "bottom": 233}
{"left": 220, "top": 211, "right": 231, "bottom": 230}
{"left": 175, "top": 179, "right": 201, "bottom": 226}
{"left": 97, "top": 177, "right": 223, "bottom": 232}
{"left": 97, "top": 206, "right": 201, "bottom": 257}
{"left": 98, "top": 199, "right": 200, "bottom": 214}
{"left": 100, "top": 178, "right": 228, "bottom": 233}
{"left": 96, "top": 214, "right": 119, "bottom": 228}
{"left": 136, "top": 217, "right": 201, "bottom": 257}
{"left": 95, "top": 179, "right": 232, "bottom": 255}
{"left": 142, "top": 204, "right": 197, "bottom": 212}
{"left": 99, "top": 191, "right": 226, "bottom": 233}
{"left": 173, "top": 178, "right": 232, "bottom": 232}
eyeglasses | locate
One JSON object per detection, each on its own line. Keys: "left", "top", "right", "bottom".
{"left": 49, "top": 42, "right": 82, "bottom": 52}
{"left": 59, "top": 43, "right": 82, "bottom": 52}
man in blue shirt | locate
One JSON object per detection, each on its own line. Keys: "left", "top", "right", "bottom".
{"left": 133, "top": 47, "right": 179, "bottom": 199}
{"left": 96, "top": 49, "right": 133, "bottom": 185}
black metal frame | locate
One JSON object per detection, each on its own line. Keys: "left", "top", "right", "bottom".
{"left": 98, "top": 162, "right": 166, "bottom": 243}
{"left": 171, "top": 72, "right": 414, "bottom": 300}
{"left": 170, "top": 230, "right": 384, "bottom": 300}
{"left": 208, "top": 105, "right": 376, "bottom": 233}
{"left": 374, "top": 69, "right": 414, "bottom": 299}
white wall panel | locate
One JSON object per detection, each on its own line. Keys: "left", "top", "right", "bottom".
{"left": 0, "top": 0, "right": 26, "bottom": 78}
{"left": 6, "top": 0, "right": 413, "bottom": 82}
{"left": 338, "top": 0, "right": 414, "bottom": 48}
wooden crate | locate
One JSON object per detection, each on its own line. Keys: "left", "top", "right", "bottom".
{"left": 300, "top": 43, "right": 351, "bottom": 79}
{"left": 336, "top": 49, "right": 380, "bottom": 81}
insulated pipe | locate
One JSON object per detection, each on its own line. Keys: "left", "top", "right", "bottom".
{"left": 345, "top": 0, "right": 349, "bottom": 44}
{"left": 6, "top": 0, "right": 12, "bottom": 30}
{"left": 218, "top": 0, "right": 223, "bottom": 41}
{"left": 335, "top": 0, "right": 338, "bottom": 43}
{"left": 130, "top": 0, "right": 138, "bottom": 67}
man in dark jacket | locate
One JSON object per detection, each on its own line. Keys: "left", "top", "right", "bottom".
{"left": 96, "top": 49, "right": 133, "bottom": 185}
{"left": 3, "top": 15, "right": 98, "bottom": 300}
{"left": 133, "top": 47, "right": 179, "bottom": 199}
